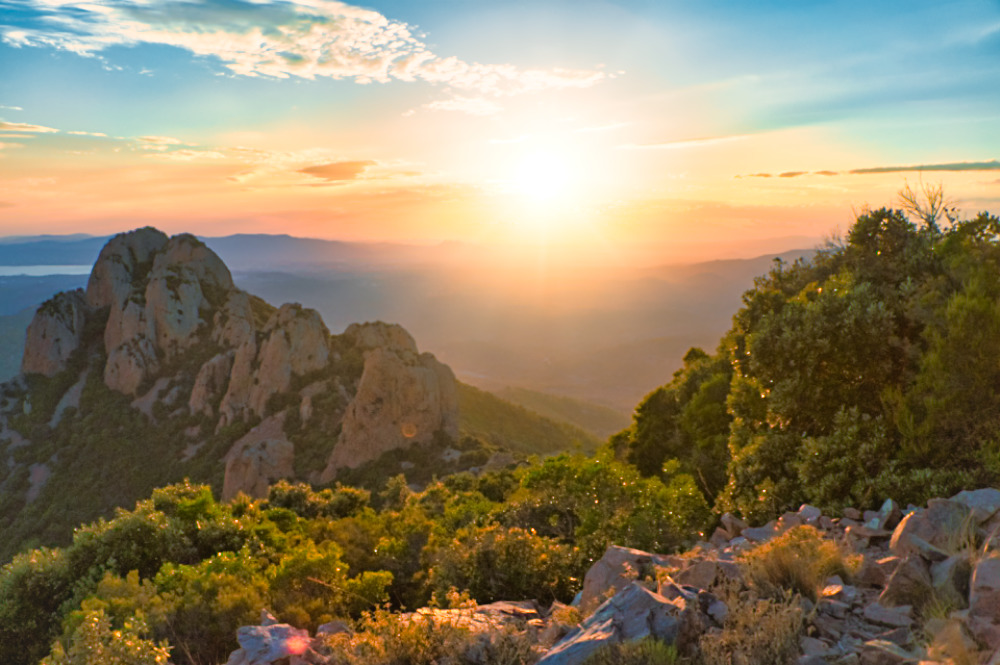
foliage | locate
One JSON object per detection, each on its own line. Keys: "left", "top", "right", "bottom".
{"left": 41, "top": 610, "right": 171, "bottom": 665}
{"left": 617, "top": 203, "right": 1000, "bottom": 521}
{"left": 582, "top": 639, "right": 679, "bottom": 665}
{"left": 697, "top": 585, "right": 803, "bottom": 665}
{"left": 740, "top": 526, "right": 855, "bottom": 602}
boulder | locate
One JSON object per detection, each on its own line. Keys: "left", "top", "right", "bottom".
{"left": 21, "top": 290, "right": 90, "bottom": 377}
{"left": 969, "top": 554, "right": 1000, "bottom": 623}
{"left": 577, "top": 545, "right": 674, "bottom": 613}
{"left": 537, "top": 583, "right": 697, "bottom": 665}
{"left": 225, "top": 622, "right": 318, "bottom": 665}
{"left": 879, "top": 556, "right": 932, "bottom": 608}
{"left": 950, "top": 488, "right": 1000, "bottom": 524}
{"left": 343, "top": 321, "right": 418, "bottom": 354}
{"left": 889, "top": 499, "right": 972, "bottom": 558}
{"left": 222, "top": 414, "right": 294, "bottom": 501}
{"left": 930, "top": 554, "right": 972, "bottom": 610}
{"left": 859, "top": 640, "right": 921, "bottom": 665}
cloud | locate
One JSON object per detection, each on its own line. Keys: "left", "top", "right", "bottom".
{"left": 0, "top": 120, "right": 58, "bottom": 133}
{"left": 0, "top": 142, "right": 25, "bottom": 150}
{"left": 779, "top": 171, "right": 806, "bottom": 178}
{"left": 423, "top": 96, "right": 502, "bottom": 116}
{"left": 619, "top": 134, "right": 749, "bottom": 150}
{"left": 0, "top": 105, "right": 23, "bottom": 111}
{"left": 814, "top": 170, "right": 838, "bottom": 176}
{"left": 138, "top": 135, "right": 184, "bottom": 145}
{"left": 67, "top": 130, "right": 108, "bottom": 137}
{"left": 3, "top": 0, "right": 605, "bottom": 97}
{"left": 849, "top": 160, "right": 1000, "bottom": 174}
{"left": 298, "top": 160, "right": 376, "bottom": 182}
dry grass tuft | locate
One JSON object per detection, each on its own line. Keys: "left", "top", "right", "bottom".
{"left": 697, "top": 583, "right": 804, "bottom": 665}
{"left": 740, "top": 526, "right": 853, "bottom": 601}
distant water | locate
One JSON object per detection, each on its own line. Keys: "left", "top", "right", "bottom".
{"left": 0, "top": 265, "right": 92, "bottom": 276}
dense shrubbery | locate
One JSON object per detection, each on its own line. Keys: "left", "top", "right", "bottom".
{"left": 0, "top": 452, "right": 710, "bottom": 665}
{"left": 615, "top": 201, "right": 1000, "bottom": 521}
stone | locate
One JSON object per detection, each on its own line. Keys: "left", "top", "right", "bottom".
{"left": 536, "top": 583, "right": 697, "bottom": 665}
{"left": 800, "top": 635, "right": 831, "bottom": 657}
{"left": 799, "top": 504, "right": 823, "bottom": 522}
{"left": 844, "top": 507, "right": 863, "bottom": 520}
{"left": 709, "top": 527, "right": 731, "bottom": 548}
{"left": 950, "top": 488, "right": 1000, "bottom": 524}
{"left": 22, "top": 290, "right": 90, "bottom": 377}
{"left": 929, "top": 554, "right": 971, "bottom": 610}
{"left": 818, "top": 598, "right": 850, "bottom": 619}
{"left": 742, "top": 523, "right": 777, "bottom": 542}
{"left": 575, "top": 545, "right": 674, "bottom": 613}
{"left": 226, "top": 622, "right": 316, "bottom": 665}
{"left": 720, "top": 512, "right": 748, "bottom": 535}
{"left": 321, "top": 333, "right": 459, "bottom": 479}
{"left": 862, "top": 604, "right": 913, "bottom": 629}
{"left": 890, "top": 500, "right": 972, "bottom": 558}
{"left": 877, "top": 499, "right": 903, "bottom": 531}
{"left": 859, "top": 640, "right": 921, "bottom": 665}
{"left": 969, "top": 554, "right": 1000, "bottom": 623}
{"left": 674, "top": 560, "right": 719, "bottom": 589}
{"left": 879, "top": 557, "right": 932, "bottom": 608}
{"left": 222, "top": 414, "right": 294, "bottom": 501}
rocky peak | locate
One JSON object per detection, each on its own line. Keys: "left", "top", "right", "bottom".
{"left": 21, "top": 289, "right": 90, "bottom": 377}
{"left": 344, "top": 321, "right": 418, "bottom": 356}
{"left": 85, "top": 227, "right": 168, "bottom": 310}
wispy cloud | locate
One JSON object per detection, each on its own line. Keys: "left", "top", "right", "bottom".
{"left": 739, "top": 160, "right": 1000, "bottom": 179}
{"left": 619, "top": 134, "right": 749, "bottom": 150}
{"left": 423, "top": 96, "right": 503, "bottom": 116}
{"left": 298, "top": 160, "right": 376, "bottom": 182}
{"left": 0, "top": 120, "right": 58, "bottom": 133}
{"left": 2, "top": 0, "right": 605, "bottom": 99}
{"left": 0, "top": 142, "right": 25, "bottom": 150}
{"left": 849, "top": 160, "right": 1000, "bottom": 174}
{"left": 0, "top": 105, "right": 23, "bottom": 111}
{"left": 67, "top": 130, "right": 108, "bottom": 137}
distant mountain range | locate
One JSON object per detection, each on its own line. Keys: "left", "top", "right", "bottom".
{"left": 0, "top": 231, "right": 816, "bottom": 412}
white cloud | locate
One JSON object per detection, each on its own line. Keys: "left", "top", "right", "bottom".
{"left": 0, "top": 120, "right": 59, "bottom": 133}
{"left": 3, "top": 0, "right": 606, "bottom": 97}
{"left": 424, "top": 96, "right": 503, "bottom": 116}
{"left": 0, "top": 105, "right": 23, "bottom": 111}
{"left": 67, "top": 130, "right": 109, "bottom": 136}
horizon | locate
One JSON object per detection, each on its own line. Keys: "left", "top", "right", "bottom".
{"left": 1, "top": 0, "right": 998, "bottom": 265}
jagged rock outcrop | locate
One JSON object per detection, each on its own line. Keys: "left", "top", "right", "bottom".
{"left": 99, "top": 232, "right": 237, "bottom": 394}
{"left": 218, "top": 303, "right": 329, "bottom": 426}
{"left": 21, "top": 289, "right": 90, "bottom": 377}
{"left": 222, "top": 415, "right": 294, "bottom": 501}
{"left": 15, "top": 226, "right": 463, "bottom": 506}
{"left": 85, "top": 226, "right": 168, "bottom": 310}
{"left": 189, "top": 352, "right": 234, "bottom": 417}
{"left": 319, "top": 322, "right": 459, "bottom": 481}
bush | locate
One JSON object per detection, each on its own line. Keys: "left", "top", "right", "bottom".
{"left": 740, "top": 526, "right": 854, "bottom": 602}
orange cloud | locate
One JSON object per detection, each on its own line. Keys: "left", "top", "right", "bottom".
{"left": 298, "top": 161, "right": 376, "bottom": 182}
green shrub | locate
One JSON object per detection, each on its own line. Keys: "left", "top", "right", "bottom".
{"left": 740, "top": 526, "right": 854, "bottom": 601}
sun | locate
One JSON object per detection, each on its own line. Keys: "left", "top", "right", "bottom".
{"left": 509, "top": 150, "right": 574, "bottom": 204}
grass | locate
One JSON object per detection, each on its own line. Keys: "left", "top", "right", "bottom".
{"left": 697, "top": 582, "right": 804, "bottom": 665}
{"left": 582, "top": 639, "right": 679, "bottom": 665}
{"left": 740, "top": 525, "right": 856, "bottom": 602}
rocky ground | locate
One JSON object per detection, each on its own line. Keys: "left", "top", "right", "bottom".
{"left": 222, "top": 488, "right": 1000, "bottom": 665}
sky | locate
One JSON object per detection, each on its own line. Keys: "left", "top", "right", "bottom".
{"left": 1, "top": 0, "right": 999, "bottom": 264}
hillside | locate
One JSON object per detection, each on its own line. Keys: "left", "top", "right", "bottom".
{"left": 457, "top": 382, "right": 601, "bottom": 454}
{"left": 495, "top": 386, "right": 631, "bottom": 439}
{"left": 0, "top": 228, "right": 579, "bottom": 563}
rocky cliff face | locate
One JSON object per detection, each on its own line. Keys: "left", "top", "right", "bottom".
{"left": 320, "top": 322, "right": 459, "bottom": 481}
{"left": 12, "top": 226, "right": 460, "bottom": 504}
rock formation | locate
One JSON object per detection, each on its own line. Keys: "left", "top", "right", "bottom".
{"left": 15, "top": 226, "right": 461, "bottom": 505}
{"left": 21, "top": 289, "right": 90, "bottom": 377}
{"left": 319, "top": 322, "right": 459, "bottom": 481}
